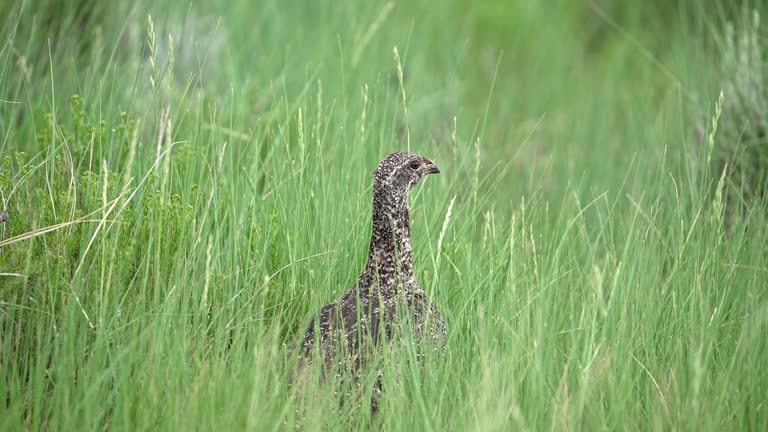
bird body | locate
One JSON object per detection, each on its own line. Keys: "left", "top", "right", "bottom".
{"left": 296, "top": 152, "right": 447, "bottom": 412}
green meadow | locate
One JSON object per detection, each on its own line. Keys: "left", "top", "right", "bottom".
{"left": 1, "top": 0, "right": 766, "bottom": 430}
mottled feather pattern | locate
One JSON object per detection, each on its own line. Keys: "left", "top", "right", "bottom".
{"left": 296, "top": 152, "right": 446, "bottom": 414}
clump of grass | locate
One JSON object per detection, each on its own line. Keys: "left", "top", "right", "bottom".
{"left": 715, "top": 9, "right": 768, "bottom": 222}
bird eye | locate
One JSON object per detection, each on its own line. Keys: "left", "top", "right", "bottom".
{"left": 409, "top": 160, "right": 421, "bottom": 170}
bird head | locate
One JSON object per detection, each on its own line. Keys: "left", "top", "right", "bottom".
{"left": 373, "top": 151, "right": 440, "bottom": 198}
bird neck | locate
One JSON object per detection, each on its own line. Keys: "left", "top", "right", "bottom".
{"left": 362, "top": 189, "right": 415, "bottom": 293}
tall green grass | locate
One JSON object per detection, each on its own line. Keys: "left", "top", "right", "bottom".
{"left": 1, "top": 0, "right": 766, "bottom": 430}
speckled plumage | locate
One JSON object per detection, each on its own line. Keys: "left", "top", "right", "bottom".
{"left": 297, "top": 152, "right": 447, "bottom": 413}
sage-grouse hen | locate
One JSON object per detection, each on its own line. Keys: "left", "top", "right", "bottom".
{"left": 297, "top": 151, "right": 447, "bottom": 414}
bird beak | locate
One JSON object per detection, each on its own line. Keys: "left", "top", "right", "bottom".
{"left": 425, "top": 162, "right": 440, "bottom": 174}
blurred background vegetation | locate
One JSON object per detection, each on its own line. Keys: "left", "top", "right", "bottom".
{"left": 3, "top": 0, "right": 766, "bottom": 203}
